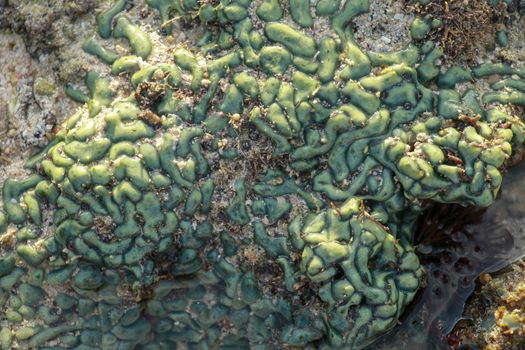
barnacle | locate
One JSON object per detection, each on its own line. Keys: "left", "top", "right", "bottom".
{"left": 0, "top": 0, "right": 524, "bottom": 349}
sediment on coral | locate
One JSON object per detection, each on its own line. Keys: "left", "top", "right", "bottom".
{"left": 0, "top": 0, "right": 524, "bottom": 349}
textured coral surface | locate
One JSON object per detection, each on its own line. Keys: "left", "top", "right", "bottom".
{"left": 0, "top": 0, "right": 525, "bottom": 349}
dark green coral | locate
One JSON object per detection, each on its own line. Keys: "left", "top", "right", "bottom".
{"left": 1, "top": 0, "right": 524, "bottom": 349}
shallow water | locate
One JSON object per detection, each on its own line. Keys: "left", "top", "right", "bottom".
{"left": 369, "top": 160, "right": 525, "bottom": 349}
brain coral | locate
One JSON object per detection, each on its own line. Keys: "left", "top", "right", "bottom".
{"left": 1, "top": 0, "right": 525, "bottom": 349}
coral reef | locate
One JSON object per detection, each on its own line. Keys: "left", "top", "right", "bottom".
{"left": 0, "top": 0, "right": 524, "bottom": 349}
{"left": 404, "top": 0, "right": 509, "bottom": 64}
{"left": 373, "top": 156, "right": 525, "bottom": 349}
{"left": 436, "top": 157, "right": 525, "bottom": 350}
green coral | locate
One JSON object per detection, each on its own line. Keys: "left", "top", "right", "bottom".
{"left": 1, "top": 0, "right": 525, "bottom": 349}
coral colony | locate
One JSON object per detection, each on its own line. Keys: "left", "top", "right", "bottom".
{"left": 1, "top": 0, "right": 524, "bottom": 348}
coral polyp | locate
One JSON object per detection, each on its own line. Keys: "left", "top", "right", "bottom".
{"left": 0, "top": 0, "right": 524, "bottom": 349}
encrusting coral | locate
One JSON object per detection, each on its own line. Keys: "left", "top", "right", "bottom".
{"left": 0, "top": 0, "right": 524, "bottom": 349}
